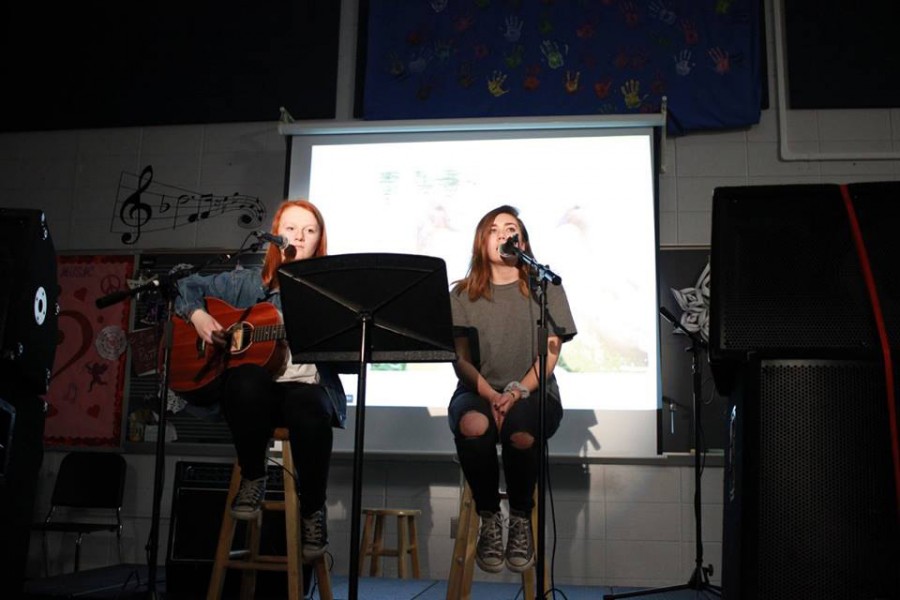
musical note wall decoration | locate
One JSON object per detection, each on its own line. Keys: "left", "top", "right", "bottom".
{"left": 111, "top": 166, "right": 266, "bottom": 244}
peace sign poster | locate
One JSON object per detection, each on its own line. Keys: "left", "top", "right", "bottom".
{"left": 44, "top": 255, "right": 135, "bottom": 447}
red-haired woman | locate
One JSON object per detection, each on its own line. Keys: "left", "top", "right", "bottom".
{"left": 449, "top": 205, "right": 577, "bottom": 574}
{"left": 174, "top": 199, "right": 345, "bottom": 562}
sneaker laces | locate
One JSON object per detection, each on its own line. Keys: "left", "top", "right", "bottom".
{"left": 302, "top": 509, "right": 326, "bottom": 546}
{"left": 507, "top": 513, "right": 533, "bottom": 559}
{"left": 477, "top": 511, "right": 504, "bottom": 557}
{"left": 235, "top": 477, "right": 266, "bottom": 507}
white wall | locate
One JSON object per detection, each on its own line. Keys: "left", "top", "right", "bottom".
{"left": 27, "top": 450, "right": 723, "bottom": 589}
{"left": 4, "top": 0, "right": 900, "bottom": 589}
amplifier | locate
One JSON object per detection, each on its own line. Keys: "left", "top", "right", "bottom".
{"left": 166, "top": 460, "right": 308, "bottom": 597}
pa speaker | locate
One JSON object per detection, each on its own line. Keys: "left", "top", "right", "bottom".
{"left": 166, "top": 461, "right": 310, "bottom": 597}
{"left": 709, "top": 182, "right": 900, "bottom": 393}
{"left": 723, "top": 359, "right": 900, "bottom": 599}
{"left": 0, "top": 208, "right": 58, "bottom": 395}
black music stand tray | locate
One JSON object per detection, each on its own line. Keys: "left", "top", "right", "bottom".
{"left": 278, "top": 253, "right": 455, "bottom": 600}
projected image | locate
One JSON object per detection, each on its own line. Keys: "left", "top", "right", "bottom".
{"left": 303, "top": 132, "right": 657, "bottom": 411}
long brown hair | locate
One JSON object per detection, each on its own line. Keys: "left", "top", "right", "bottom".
{"left": 452, "top": 205, "right": 533, "bottom": 301}
{"left": 261, "top": 199, "right": 328, "bottom": 288}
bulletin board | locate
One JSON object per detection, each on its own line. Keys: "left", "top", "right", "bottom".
{"left": 44, "top": 255, "right": 134, "bottom": 447}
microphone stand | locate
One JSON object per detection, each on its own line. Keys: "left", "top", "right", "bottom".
{"left": 514, "top": 248, "right": 561, "bottom": 600}
{"left": 95, "top": 243, "right": 264, "bottom": 598}
{"left": 604, "top": 307, "right": 721, "bottom": 599}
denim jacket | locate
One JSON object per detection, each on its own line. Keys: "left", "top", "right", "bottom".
{"left": 174, "top": 267, "right": 347, "bottom": 428}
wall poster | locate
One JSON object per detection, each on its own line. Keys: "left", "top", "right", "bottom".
{"left": 44, "top": 255, "right": 135, "bottom": 447}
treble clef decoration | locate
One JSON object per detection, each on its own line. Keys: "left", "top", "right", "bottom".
{"left": 119, "top": 165, "right": 154, "bottom": 244}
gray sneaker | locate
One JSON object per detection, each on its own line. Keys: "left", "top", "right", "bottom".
{"left": 301, "top": 506, "right": 328, "bottom": 561}
{"left": 505, "top": 510, "right": 534, "bottom": 572}
{"left": 476, "top": 510, "right": 505, "bottom": 573}
{"left": 231, "top": 476, "right": 266, "bottom": 520}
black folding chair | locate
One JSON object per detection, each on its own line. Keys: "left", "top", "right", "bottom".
{"left": 32, "top": 451, "right": 127, "bottom": 574}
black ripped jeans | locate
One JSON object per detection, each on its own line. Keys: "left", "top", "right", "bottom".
{"left": 448, "top": 385, "right": 562, "bottom": 515}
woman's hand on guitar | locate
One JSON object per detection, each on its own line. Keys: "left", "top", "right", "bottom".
{"left": 190, "top": 309, "right": 227, "bottom": 346}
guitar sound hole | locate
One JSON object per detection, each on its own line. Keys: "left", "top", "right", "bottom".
{"left": 228, "top": 322, "right": 254, "bottom": 354}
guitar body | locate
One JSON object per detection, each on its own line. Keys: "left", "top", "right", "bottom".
{"left": 169, "top": 297, "right": 287, "bottom": 394}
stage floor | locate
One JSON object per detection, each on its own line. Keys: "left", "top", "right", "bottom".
{"left": 23, "top": 564, "right": 720, "bottom": 599}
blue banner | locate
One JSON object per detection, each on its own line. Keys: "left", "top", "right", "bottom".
{"left": 363, "top": 0, "right": 761, "bottom": 135}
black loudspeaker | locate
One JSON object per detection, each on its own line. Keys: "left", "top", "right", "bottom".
{"left": 0, "top": 391, "right": 44, "bottom": 597}
{"left": 723, "top": 359, "right": 900, "bottom": 599}
{"left": 0, "top": 208, "right": 58, "bottom": 395}
{"left": 712, "top": 182, "right": 900, "bottom": 598}
{"left": 166, "top": 461, "right": 311, "bottom": 597}
{"left": 0, "top": 398, "right": 14, "bottom": 484}
{"left": 708, "top": 183, "right": 900, "bottom": 394}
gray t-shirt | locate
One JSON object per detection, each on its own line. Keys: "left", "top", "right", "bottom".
{"left": 450, "top": 281, "right": 577, "bottom": 393}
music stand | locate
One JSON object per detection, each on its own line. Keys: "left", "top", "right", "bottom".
{"left": 278, "top": 253, "right": 456, "bottom": 600}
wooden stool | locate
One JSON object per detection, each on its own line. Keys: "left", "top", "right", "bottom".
{"left": 207, "top": 428, "right": 333, "bottom": 600}
{"left": 446, "top": 480, "right": 547, "bottom": 600}
{"left": 359, "top": 508, "right": 422, "bottom": 579}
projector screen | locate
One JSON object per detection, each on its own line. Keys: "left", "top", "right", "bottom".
{"left": 281, "top": 117, "right": 662, "bottom": 457}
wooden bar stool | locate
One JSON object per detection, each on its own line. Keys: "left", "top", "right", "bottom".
{"left": 207, "top": 428, "right": 332, "bottom": 600}
{"left": 359, "top": 507, "right": 422, "bottom": 579}
{"left": 446, "top": 479, "right": 547, "bottom": 600}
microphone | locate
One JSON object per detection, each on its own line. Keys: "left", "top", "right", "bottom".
{"left": 255, "top": 231, "right": 290, "bottom": 250}
{"left": 499, "top": 234, "right": 520, "bottom": 258}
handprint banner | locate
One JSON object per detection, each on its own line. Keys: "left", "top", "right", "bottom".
{"left": 364, "top": 0, "right": 761, "bottom": 135}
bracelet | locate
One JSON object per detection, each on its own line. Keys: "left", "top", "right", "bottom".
{"left": 504, "top": 381, "right": 530, "bottom": 399}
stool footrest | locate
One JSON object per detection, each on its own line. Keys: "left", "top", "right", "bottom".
{"left": 224, "top": 560, "right": 288, "bottom": 572}
{"left": 364, "top": 548, "right": 402, "bottom": 557}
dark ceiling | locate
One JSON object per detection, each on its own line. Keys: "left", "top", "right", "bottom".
{"left": 1, "top": 1, "right": 342, "bottom": 132}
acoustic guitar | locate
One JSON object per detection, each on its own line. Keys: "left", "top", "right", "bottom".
{"left": 168, "top": 297, "right": 288, "bottom": 394}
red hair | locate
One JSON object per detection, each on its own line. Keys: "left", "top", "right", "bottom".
{"left": 261, "top": 199, "right": 328, "bottom": 288}
{"left": 452, "top": 205, "right": 533, "bottom": 301}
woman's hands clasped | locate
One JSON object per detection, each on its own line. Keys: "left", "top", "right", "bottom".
{"left": 490, "top": 389, "right": 517, "bottom": 430}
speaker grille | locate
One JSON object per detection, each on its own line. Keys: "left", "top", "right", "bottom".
{"left": 755, "top": 360, "right": 897, "bottom": 598}
{"left": 712, "top": 186, "right": 876, "bottom": 356}
{"left": 166, "top": 461, "right": 291, "bottom": 596}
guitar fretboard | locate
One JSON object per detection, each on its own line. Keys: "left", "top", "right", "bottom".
{"left": 252, "top": 324, "right": 286, "bottom": 342}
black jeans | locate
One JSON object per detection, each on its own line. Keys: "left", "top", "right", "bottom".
{"left": 448, "top": 386, "right": 563, "bottom": 514}
{"left": 201, "top": 363, "right": 335, "bottom": 516}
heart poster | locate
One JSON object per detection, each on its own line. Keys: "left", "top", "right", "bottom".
{"left": 44, "top": 255, "right": 135, "bottom": 447}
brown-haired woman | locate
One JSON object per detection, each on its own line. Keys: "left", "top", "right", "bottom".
{"left": 449, "top": 205, "right": 577, "bottom": 574}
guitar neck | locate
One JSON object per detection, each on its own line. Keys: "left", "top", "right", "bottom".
{"left": 253, "top": 323, "right": 286, "bottom": 342}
